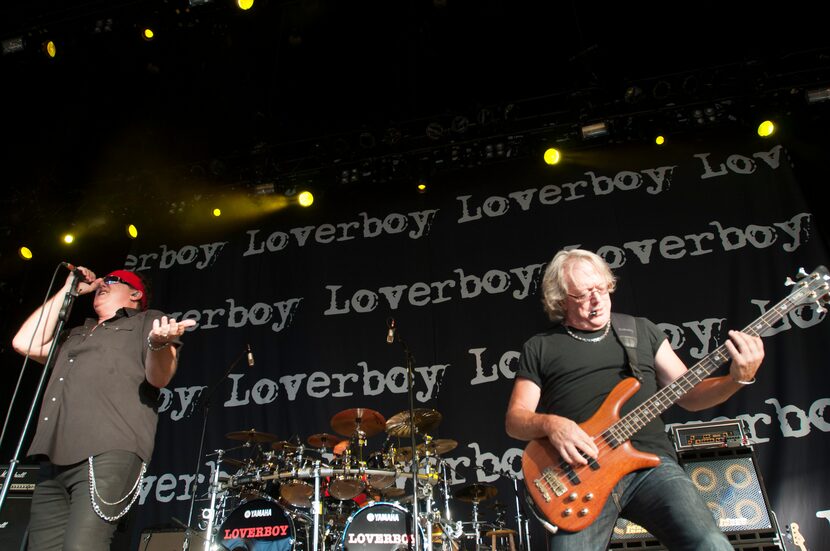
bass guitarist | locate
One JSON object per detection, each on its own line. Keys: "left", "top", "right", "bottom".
{"left": 505, "top": 248, "right": 764, "bottom": 550}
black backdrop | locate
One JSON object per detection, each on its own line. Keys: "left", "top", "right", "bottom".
{"left": 10, "top": 131, "right": 830, "bottom": 549}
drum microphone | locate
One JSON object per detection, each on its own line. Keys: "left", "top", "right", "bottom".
{"left": 386, "top": 318, "right": 396, "bottom": 344}
{"left": 246, "top": 344, "right": 255, "bottom": 367}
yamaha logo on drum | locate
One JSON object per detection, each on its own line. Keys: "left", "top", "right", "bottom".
{"left": 244, "top": 508, "right": 273, "bottom": 519}
{"left": 366, "top": 512, "right": 400, "bottom": 522}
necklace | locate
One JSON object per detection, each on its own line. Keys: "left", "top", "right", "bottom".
{"left": 564, "top": 322, "right": 611, "bottom": 343}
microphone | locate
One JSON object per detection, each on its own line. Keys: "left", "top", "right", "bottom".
{"left": 61, "top": 262, "right": 83, "bottom": 274}
{"left": 386, "top": 318, "right": 396, "bottom": 344}
{"left": 246, "top": 344, "right": 255, "bottom": 367}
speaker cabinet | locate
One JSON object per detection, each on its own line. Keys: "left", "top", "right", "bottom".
{"left": 608, "top": 447, "right": 780, "bottom": 550}
{"left": 0, "top": 465, "right": 39, "bottom": 551}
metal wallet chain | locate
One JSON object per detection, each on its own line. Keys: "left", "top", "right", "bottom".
{"left": 88, "top": 455, "right": 147, "bottom": 522}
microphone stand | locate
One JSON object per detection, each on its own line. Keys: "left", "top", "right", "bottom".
{"left": 181, "top": 347, "right": 248, "bottom": 550}
{"left": 0, "top": 271, "right": 80, "bottom": 514}
{"left": 389, "top": 322, "right": 422, "bottom": 551}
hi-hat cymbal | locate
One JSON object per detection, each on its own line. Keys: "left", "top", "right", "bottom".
{"left": 380, "top": 487, "right": 406, "bottom": 499}
{"left": 386, "top": 409, "right": 442, "bottom": 437}
{"left": 330, "top": 408, "right": 386, "bottom": 437}
{"left": 453, "top": 483, "right": 497, "bottom": 503}
{"left": 226, "top": 429, "right": 279, "bottom": 443}
{"left": 307, "top": 433, "right": 345, "bottom": 449}
{"left": 396, "top": 439, "right": 458, "bottom": 462}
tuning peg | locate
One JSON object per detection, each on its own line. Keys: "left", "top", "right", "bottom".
{"left": 816, "top": 301, "right": 827, "bottom": 314}
{"left": 784, "top": 277, "right": 796, "bottom": 287}
{"left": 798, "top": 267, "right": 809, "bottom": 277}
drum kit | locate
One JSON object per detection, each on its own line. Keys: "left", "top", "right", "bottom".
{"left": 194, "top": 407, "right": 523, "bottom": 551}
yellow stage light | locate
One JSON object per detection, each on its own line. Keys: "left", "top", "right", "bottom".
{"left": 237, "top": 0, "right": 254, "bottom": 10}
{"left": 126, "top": 224, "right": 139, "bottom": 238}
{"left": 19, "top": 246, "right": 33, "bottom": 260}
{"left": 142, "top": 28, "right": 155, "bottom": 41}
{"left": 655, "top": 135, "right": 665, "bottom": 145}
{"left": 757, "top": 120, "right": 775, "bottom": 137}
{"left": 417, "top": 182, "right": 427, "bottom": 193}
{"left": 212, "top": 208, "right": 222, "bottom": 217}
{"left": 543, "top": 148, "right": 561, "bottom": 165}
{"left": 63, "top": 233, "right": 75, "bottom": 244}
{"left": 298, "top": 191, "right": 314, "bottom": 207}
{"left": 43, "top": 40, "right": 57, "bottom": 58}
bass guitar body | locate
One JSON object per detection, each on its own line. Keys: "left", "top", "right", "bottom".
{"left": 522, "top": 377, "right": 660, "bottom": 533}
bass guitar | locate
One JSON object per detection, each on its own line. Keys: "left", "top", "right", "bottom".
{"left": 521, "top": 266, "right": 829, "bottom": 533}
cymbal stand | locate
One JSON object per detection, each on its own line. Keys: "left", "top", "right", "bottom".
{"left": 202, "top": 449, "right": 225, "bottom": 551}
{"left": 507, "top": 473, "right": 531, "bottom": 551}
{"left": 387, "top": 319, "right": 421, "bottom": 551}
{"left": 311, "top": 459, "right": 322, "bottom": 551}
{"left": 471, "top": 500, "right": 482, "bottom": 551}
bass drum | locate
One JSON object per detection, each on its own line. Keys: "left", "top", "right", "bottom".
{"left": 218, "top": 497, "right": 304, "bottom": 551}
{"left": 339, "top": 501, "right": 424, "bottom": 550}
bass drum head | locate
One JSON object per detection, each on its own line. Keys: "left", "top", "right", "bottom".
{"left": 218, "top": 497, "right": 296, "bottom": 551}
{"left": 339, "top": 501, "right": 424, "bottom": 550}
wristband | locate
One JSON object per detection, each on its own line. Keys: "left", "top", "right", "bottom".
{"left": 147, "top": 335, "right": 171, "bottom": 352}
{"left": 732, "top": 376, "right": 756, "bottom": 385}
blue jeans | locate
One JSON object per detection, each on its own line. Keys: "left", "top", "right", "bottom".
{"left": 548, "top": 456, "right": 732, "bottom": 551}
{"left": 27, "top": 450, "right": 144, "bottom": 551}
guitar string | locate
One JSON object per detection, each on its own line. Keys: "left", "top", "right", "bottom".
{"left": 546, "top": 284, "right": 819, "bottom": 485}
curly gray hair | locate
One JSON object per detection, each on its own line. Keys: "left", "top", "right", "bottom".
{"left": 541, "top": 248, "right": 617, "bottom": 322}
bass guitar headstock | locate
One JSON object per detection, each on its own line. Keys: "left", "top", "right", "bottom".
{"left": 784, "top": 265, "right": 830, "bottom": 314}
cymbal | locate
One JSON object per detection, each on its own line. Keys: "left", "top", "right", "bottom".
{"left": 330, "top": 408, "right": 386, "bottom": 437}
{"left": 333, "top": 439, "right": 351, "bottom": 455}
{"left": 226, "top": 429, "right": 279, "bottom": 443}
{"left": 396, "top": 439, "right": 458, "bottom": 462}
{"left": 386, "top": 408, "right": 442, "bottom": 437}
{"left": 453, "top": 483, "right": 497, "bottom": 503}
{"left": 268, "top": 440, "right": 291, "bottom": 451}
{"left": 221, "top": 457, "right": 250, "bottom": 468}
{"left": 307, "top": 433, "right": 345, "bottom": 449}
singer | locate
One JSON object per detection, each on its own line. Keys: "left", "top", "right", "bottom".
{"left": 11, "top": 266, "right": 197, "bottom": 550}
{"left": 505, "top": 248, "right": 764, "bottom": 551}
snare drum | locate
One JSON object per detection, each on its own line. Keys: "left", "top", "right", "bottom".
{"left": 339, "top": 501, "right": 424, "bottom": 550}
{"left": 218, "top": 497, "right": 297, "bottom": 550}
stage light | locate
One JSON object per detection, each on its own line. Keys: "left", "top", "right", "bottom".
{"left": 417, "top": 181, "right": 427, "bottom": 193}
{"left": 543, "top": 148, "right": 561, "bottom": 165}
{"left": 18, "top": 246, "right": 33, "bottom": 260}
{"left": 297, "top": 191, "right": 314, "bottom": 207}
{"left": 42, "top": 40, "right": 57, "bottom": 58}
{"left": 581, "top": 122, "right": 609, "bottom": 140}
{"left": 1, "top": 37, "right": 24, "bottom": 55}
{"left": 236, "top": 0, "right": 255, "bottom": 10}
{"left": 757, "top": 120, "right": 775, "bottom": 137}
{"left": 142, "top": 28, "right": 155, "bottom": 41}
{"left": 655, "top": 135, "right": 665, "bottom": 145}
{"left": 126, "top": 224, "right": 138, "bottom": 239}
{"left": 63, "top": 233, "right": 75, "bottom": 244}
{"left": 805, "top": 86, "right": 830, "bottom": 104}
{"left": 212, "top": 208, "right": 222, "bottom": 217}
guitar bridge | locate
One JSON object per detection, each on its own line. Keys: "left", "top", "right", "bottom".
{"left": 533, "top": 466, "right": 567, "bottom": 503}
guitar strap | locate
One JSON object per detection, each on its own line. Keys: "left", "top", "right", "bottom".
{"left": 611, "top": 313, "right": 642, "bottom": 381}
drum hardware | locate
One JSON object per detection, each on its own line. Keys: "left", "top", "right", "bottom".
{"left": 454, "top": 483, "right": 498, "bottom": 551}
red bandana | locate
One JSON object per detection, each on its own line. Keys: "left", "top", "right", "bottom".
{"left": 106, "top": 270, "right": 147, "bottom": 310}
